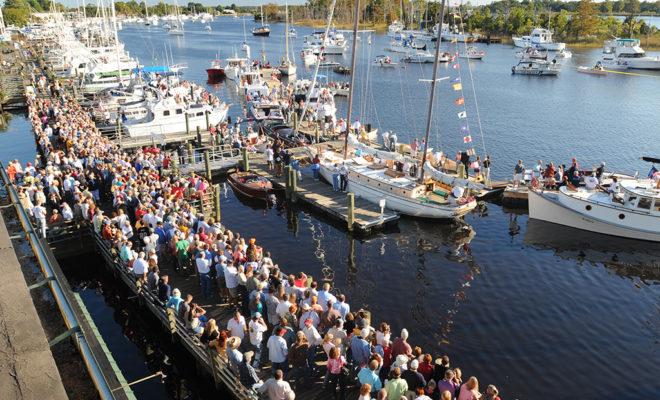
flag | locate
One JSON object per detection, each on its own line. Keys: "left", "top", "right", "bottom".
{"left": 451, "top": 38, "right": 457, "bottom": 43}
{"left": 453, "top": 83, "right": 462, "bottom": 91}
{"left": 453, "top": 63, "right": 460, "bottom": 69}
{"left": 456, "top": 97, "right": 464, "bottom": 105}
{"left": 454, "top": 51, "right": 458, "bottom": 57}
{"left": 470, "top": 161, "right": 479, "bottom": 169}
{"left": 463, "top": 135, "right": 472, "bottom": 143}
{"left": 453, "top": 2, "right": 459, "bottom": 6}
{"left": 466, "top": 148, "right": 475, "bottom": 156}
{"left": 457, "top": 111, "right": 467, "bottom": 119}
{"left": 648, "top": 166, "right": 658, "bottom": 179}
{"left": 451, "top": 77, "right": 461, "bottom": 83}
{"left": 461, "top": 125, "right": 469, "bottom": 132}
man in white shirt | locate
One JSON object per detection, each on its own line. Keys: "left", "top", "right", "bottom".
{"left": 248, "top": 312, "right": 267, "bottom": 369}
{"left": 227, "top": 310, "right": 247, "bottom": 341}
{"left": 299, "top": 303, "right": 320, "bottom": 330}
{"left": 32, "top": 202, "right": 47, "bottom": 238}
{"left": 275, "top": 293, "right": 292, "bottom": 320}
{"left": 196, "top": 251, "right": 212, "bottom": 299}
{"left": 257, "top": 369, "right": 295, "bottom": 400}
{"left": 224, "top": 260, "right": 240, "bottom": 308}
{"left": 132, "top": 252, "right": 149, "bottom": 281}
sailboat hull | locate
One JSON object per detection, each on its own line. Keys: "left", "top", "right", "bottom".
{"left": 252, "top": 30, "right": 270, "bottom": 37}
{"left": 278, "top": 65, "right": 297, "bottom": 76}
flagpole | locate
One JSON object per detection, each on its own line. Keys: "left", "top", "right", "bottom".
{"left": 419, "top": 0, "right": 447, "bottom": 183}
{"left": 343, "top": 0, "right": 361, "bottom": 160}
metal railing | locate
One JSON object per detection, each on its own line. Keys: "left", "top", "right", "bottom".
{"left": 90, "top": 229, "right": 259, "bottom": 400}
{"left": 0, "top": 162, "right": 117, "bottom": 400}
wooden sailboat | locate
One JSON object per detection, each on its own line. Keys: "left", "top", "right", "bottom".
{"left": 252, "top": 4, "right": 271, "bottom": 36}
{"left": 278, "top": 4, "right": 297, "bottom": 76}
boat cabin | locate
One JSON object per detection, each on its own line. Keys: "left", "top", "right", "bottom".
{"left": 619, "top": 182, "right": 660, "bottom": 213}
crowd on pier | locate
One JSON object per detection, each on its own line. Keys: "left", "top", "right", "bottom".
{"left": 8, "top": 67, "right": 502, "bottom": 400}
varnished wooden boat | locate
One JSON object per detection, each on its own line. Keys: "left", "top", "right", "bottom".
{"left": 228, "top": 172, "right": 273, "bottom": 199}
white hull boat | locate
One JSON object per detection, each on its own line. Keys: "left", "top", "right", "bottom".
{"left": 602, "top": 38, "right": 660, "bottom": 70}
{"left": 123, "top": 100, "right": 229, "bottom": 137}
{"left": 528, "top": 181, "right": 660, "bottom": 242}
{"left": 513, "top": 28, "right": 565, "bottom": 51}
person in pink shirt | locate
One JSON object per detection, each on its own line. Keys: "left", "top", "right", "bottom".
{"left": 458, "top": 376, "right": 482, "bottom": 400}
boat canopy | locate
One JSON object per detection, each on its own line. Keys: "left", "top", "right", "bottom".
{"left": 132, "top": 66, "right": 174, "bottom": 74}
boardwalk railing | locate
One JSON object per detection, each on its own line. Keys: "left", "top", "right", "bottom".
{"left": 90, "top": 229, "right": 259, "bottom": 400}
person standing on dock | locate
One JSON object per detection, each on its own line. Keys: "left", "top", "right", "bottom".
{"left": 267, "top": 327, "right": 289, "bottom": 377}
{"left": 513, "top": 160, "right": 524, "bottom": 188}
{"left": 483, "top": 155, "right": 492, "bottom": 185}
{"left": 332, "top": 164, "right": 340, "bottom": 191}
{"left": 339, "top": 163, "right": 348, "bottom": 192}
{"left": 32, "top": 201, "right": 47, "bottom": 238}
{"left": 195, "top": 250, "right": 212, "bottom": 299}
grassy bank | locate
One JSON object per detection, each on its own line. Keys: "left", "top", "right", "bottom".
{"left": 294, "top": 18, "right": 389, "bottom": 33}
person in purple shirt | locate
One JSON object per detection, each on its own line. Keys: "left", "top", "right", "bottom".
{"left": 437, "top": 369, "right": 460, "bottom": 399}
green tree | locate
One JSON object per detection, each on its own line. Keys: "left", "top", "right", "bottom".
{"left": 572, "top": 0, "right": 599, "bottom": 39}
{"left": 2, "top": 7, "right": 30, "bottom": 26}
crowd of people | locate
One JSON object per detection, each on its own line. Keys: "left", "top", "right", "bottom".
{"left": 12, "top": 55, "right": 502, "bottom": 400}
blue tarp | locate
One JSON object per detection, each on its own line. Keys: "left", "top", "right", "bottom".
{"left": 132, "top": 66, "right": 172, "bottom": 74}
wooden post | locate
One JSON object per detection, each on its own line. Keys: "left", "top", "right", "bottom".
{"left": 172, "top": 154, "right": 179, "bottom": 175}
{"left": 166, "top": 308, "right": 177, "bottom": 334}
{"left": 290, "top": 167, "right": 297, "bottom": 203}
{"left": 216, "top": 133, "right": 222, "bottom": 153}
{"left": 293, "top": 112, "right": 298, "bottom": 131}
{"left": 187, "top": 142, "right": 194, "bottom": 164}
{"left": 214, "top": 185, "right": 221, "bottom": 221}
{"left": 117, "top": 118, "right": 122, "bottom": 145}
{"left": 284, "top": 165, "right": 291, "bottom": 199}
{"left": 458, "top": 164, "right": 466, "bottom": 179}
{"left": 347, "top": 193, "right": 355, "bottom": 231}
{"left": 185, "top": 113, "right": 190, "bottom": 135}
{"left": 204, "top": 150, "right": 211, "bottom": 181}
{"left": 314, "top": 123, "right": 319, "bottom": 144}
{"left": 241, "top": 147, "right": 249, "bottom": 172}
{"left": 205, "top": 111, "right": 210, "bottom": 131}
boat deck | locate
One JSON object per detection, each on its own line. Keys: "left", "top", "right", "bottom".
{"left": 248, "top": 142, "right": 400, "bottom": 233}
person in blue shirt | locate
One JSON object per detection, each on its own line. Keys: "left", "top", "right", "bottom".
{"left": 166, "top": 288, "right": 184, "bottom": 312}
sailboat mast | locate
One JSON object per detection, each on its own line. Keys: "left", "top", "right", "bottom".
{"left": 110, "top": 0, "right": 124, "bottom": 85}
{"left": 419, "top": 0, "right": 447, "bottom": 182}
{"left": 343, "top": 0, "right": 361, "bottom": 159}
{"left": 285, "top": 4, "right": 289, "bottom": 62}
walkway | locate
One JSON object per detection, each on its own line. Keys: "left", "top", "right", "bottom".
{"left": 0, "top": 217, "right": 68, "bottom": 400}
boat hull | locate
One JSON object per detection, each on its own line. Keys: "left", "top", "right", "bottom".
{"left": 206, "top": 68, "right": 225, "bottom": 79}
{"left": 528, "top": 189, "right": 660, "bottom": 242}
{"left": 228, "top": 172, "right": 272, "bottom": 199}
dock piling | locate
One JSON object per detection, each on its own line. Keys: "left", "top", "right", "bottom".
{"left": 214, "top": 185, "right": 221, "bottom": 221}
{"left": 241, "top": 148, "right": 249, "bottom": 172}
{"left": 185, "top": 113, "right": 190, "bottom": 135}
{"left": 458, "top": 164, "right": 466, "bottom": 179}
{"left": 314, "top": 124, "right": 319, "bottom": 144}
{"left": 284, "top": 166, "right": 291, "bottom": 199}
{"left": 293, "top": 112, "right": 298, "bottom": 131}
{"left": 290, "top": 168, "right": 297, "bottom": 203}
{"left": 347, "top": 193, "right": 355, "bottom": 231}
{"left": 171, "top": 153, "right": 179, "bottom": 175}
{"left": 196, "top": 126, "right": 202, "bottom": 147}
{"left": 205, "top": 111, "right": 210, "bottom": 131}
{"left": 187, "top": 142, "right": 194, "bottom": 164}
{"left": 204, "top": 150, "right": 211, "bottom": 180}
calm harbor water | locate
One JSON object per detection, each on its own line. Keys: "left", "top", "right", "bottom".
{"left": 1, "top": 17, "right": 658, "bottom": 400}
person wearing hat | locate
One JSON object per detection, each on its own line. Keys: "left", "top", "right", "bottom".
{"left": 267, "top": 327, "right": 289, "bottom": 377}
{"left": 248, "top": 312, "right": 267, "bottom": 369}
{"left": 238, "top": 350, "right": 262, "bottom": 391}
{"left": 402, "top": 359, "right": 427, "bottom": 399}
{"left": 226, "top": 336, "right": 243, "bottom": 375}
{"left": 257, "top": 369, "right": 295, "bottom": 400}
{"left": 299, "top": 302, "right": 320, "bottom": 331}
{"left": 302, "top": 317, "right": 322, "bottom": 376}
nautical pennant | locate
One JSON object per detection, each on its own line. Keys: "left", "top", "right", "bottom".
{"left": 463, "top": 135, "right": 472, "bottom": 143}
{"left": 461, "top": 125, "right": 469, "bottom": 132}
{"left": 451, "top": 77, "right": 461, "bottom": 83}
{"left": 453, "top": 83, "right": 462, "bottom": 91}
{"left": 456, "top": 97, "right": 464, "bottom": 105}
{"left": 457, "top": 111, "right": 467, "bottom": 119}
{"left": 466, "top": 148, "right": 476, "bottom": 156}
{"left": 453, "top": 63, "right": 460, "bottom": 69}
{"left": 454, "top": 51, "right": 458, "bottom": 57}
{"left": 451, "top": 38, "right": 457, "bottom": 43}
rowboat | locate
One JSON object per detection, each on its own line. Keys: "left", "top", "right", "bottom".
{"left": 228, "top": 172, "right": 273, "bottom": 200}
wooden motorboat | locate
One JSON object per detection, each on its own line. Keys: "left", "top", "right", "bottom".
{"left": 577, "top": 66, "right": 607, "bottom": 76}
{"left": 333, "top": 65, "right": 351, "bottom": 75}
{"left": 228, "top": 172, "right": 273, "bottom": 199}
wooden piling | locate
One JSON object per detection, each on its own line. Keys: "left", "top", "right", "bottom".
{"left": 241, "top": 148, "right": 249, "bottom": 172}
{"left": 314, "top": 123, "right": 319, "bottom": 144}
{"left": 284, "top": 165, "right": 291, "bottom": 199}
{"left": 185, "top": 113, "right": 190, "bottom": 135}
{"left": 196, "top": 126, "right": 202, "bottom": 147}
{"left": 458, "top": 164, "right": 466, "bottom": 179}
{"left": 290, "top": 167, "right": 297, "bottom": 203}
{"left": 204, "top": 150, "right": 211, "bottom": 180}
{"left": 214, "top": 185, "right": 221, "bottom": 222}
{"left": 205, "top": 111, "right": 210, "bottom": 131}
{"left": 171, "top": 154, "right": 179, "bottom": 175}
{"left": 347, "top": 193, "right": 355, "bottom": 231}
{"left": 187, "top": 142, "right": 194, "bottom": 164}
{"left": 293, "top": 112, "right": 298, "bottom": 131}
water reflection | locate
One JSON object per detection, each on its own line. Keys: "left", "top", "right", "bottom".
{"left": 524, "top": 218, "right": 660, "bottom": 281}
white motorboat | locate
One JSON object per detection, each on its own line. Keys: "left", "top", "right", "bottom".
{"left": 512, "top": 59, "right": 559, "bottom": 76}
{"left": 403, "top": 51, "right": 435, "bottom": 63}
{"left": 224, "top": 56, "right": 248, "bottom": 80}
{"left": 122, "top": 98, "right": 229, "bottom": 137}
{"left": 387, "top": 20, "right": 405, "bottom": 37}
{"left": 555, "top": 49, "right": 572, "bottom": 58}
{"left": 515, "top": 45, "right": 548, "bottom": 60}
{"left": 302, "top": 30, "right": 347, "bottom": 55}
{"left": 433, "top": 23, "right": 478, "bottom": 42}
{"left": 601, "top": 38, "right": 660, "bottom": 70}
{"left": 528, "top": 178, "right": 660, "bottom": 242}
{"left": 577, "top": 66, "right": 607, "bottom": 76}
{"left": 373, "top": 55, "right": 398, "bottom": 67}
{"left": 512, "top": 27, "right": 565, "bottom": 51}
{"left": 301, "top": 48, "right": 318, "bottom": 65}
{"left": 459, "top": 46, "right": 484, "bottom": 60}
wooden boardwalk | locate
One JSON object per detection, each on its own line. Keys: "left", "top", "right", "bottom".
{"left": 247, "top": 143, "right": 400, "bottom": 233}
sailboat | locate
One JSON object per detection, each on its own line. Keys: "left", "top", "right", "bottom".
{"left": 306, "top": 0, "right": 477, "bottom": 219}
{"left": 278, "top": 4, "right": 297, "bottom": 76}
{"left": 168, "top": 0, "right": 184, "bottom": 36}
{"left": 241, "top": 17, "right": 250, "bottom": 53}
{"left": 288, "top": 11, "right": 298, "bottom": 37}
{"left": 144, "top": 2, "right": 151, "bottom": 26}
{"left": 252, "top": 4, "right": 271, "bottom": 37}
